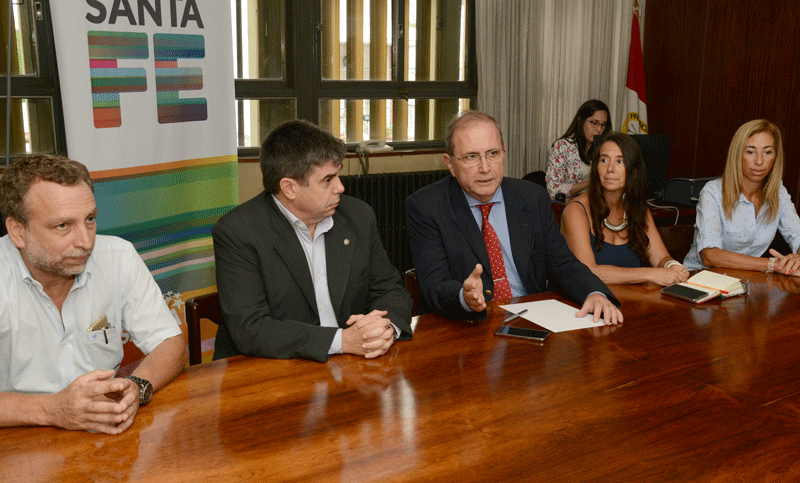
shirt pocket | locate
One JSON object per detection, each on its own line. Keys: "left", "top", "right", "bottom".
{"left": 79, "top": 319, "right": 124, "bottom": 372}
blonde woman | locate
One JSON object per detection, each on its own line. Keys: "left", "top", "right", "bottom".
{"left": 684, "top": 120, "right": 800, "bottom": 275}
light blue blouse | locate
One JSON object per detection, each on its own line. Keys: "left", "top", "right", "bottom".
{"left": 683, "top": 178, "right": 800, "bottom": 270}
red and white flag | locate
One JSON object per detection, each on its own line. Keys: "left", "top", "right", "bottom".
{"left": 622, "top": 3, "right": 648, "bottom": 134}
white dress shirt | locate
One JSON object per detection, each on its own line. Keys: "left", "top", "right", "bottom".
{"left": 684, "top": 178, "right": 800, "bottom": 270}
{"left": 0, "top": 235, "right": 182, "bottom": 394}
{"left": 272, "top": 195, "right": 343, "bottom": 354}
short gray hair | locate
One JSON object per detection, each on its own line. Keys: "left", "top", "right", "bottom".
{"left": 444, "top": 110, "right": 505, "bottom": 156}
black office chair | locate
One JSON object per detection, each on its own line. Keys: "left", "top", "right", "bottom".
{"left": 522, "top": 171, "right": 547, "bottom": 189}
{"left": 184, "top": 292, "right": 222, "bottom": 365}
{"left": 630, "top": 134, "right": 671, "bottom": 200}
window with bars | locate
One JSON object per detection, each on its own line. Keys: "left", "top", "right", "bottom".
{"left": 232, "top": 0, "right": 476, "bottom": 154}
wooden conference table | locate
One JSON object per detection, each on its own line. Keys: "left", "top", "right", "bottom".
{"left": 4, "top": 269, "right": 800, "bottom": 482}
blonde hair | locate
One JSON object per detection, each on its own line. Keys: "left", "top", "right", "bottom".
{"left": 721, "top": 120, "right": 783, "bottom": 221}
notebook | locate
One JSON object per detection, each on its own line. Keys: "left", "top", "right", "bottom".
{"left": 661, "top": 271, "right": 745, "bottom": 304}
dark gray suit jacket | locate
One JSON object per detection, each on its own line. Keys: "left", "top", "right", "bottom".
{"left": 405, "top": 176, "right": 619, "bottom": 319}
{"left": 213, "top": 192, "right": 412, "bottom": 362}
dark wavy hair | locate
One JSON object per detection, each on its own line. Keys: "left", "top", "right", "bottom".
{"left": 557, "top": 99, "right": 612, "bottom": 165}
{"left": 260, "top": 119, "right": 346, "bottom": 194}
{"left": 587, "top": 132, "right": 649, "bottom": 262}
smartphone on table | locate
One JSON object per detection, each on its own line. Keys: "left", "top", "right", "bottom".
{"left": 494, "top": 325, "right": 550, "bottom": 341}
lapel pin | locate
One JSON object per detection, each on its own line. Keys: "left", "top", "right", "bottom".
{"left": 343, "top": 239, "right": 350, "bottom": 245}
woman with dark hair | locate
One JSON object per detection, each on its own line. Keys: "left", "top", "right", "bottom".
{"left": 545, "top": 99, "right": 612, "bottom": 200}
{"left": 684, "top": 120, "right": 800, "bottom": 274}
{"left": 561, "top": 133, "right": 689, "bottom": 285}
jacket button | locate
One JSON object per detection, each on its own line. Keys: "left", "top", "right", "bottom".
{"left": 484, "top": 290, "right": 492, "bottom": 296}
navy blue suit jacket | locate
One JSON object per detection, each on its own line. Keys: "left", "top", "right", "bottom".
{"left": 405, "top": 176, "right": 619, "bottom": 319}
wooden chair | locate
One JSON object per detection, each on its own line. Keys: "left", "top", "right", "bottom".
{"left": 184, "top": 292, "right": 222, "bottom": 365}
{"left": 656, "top": 224, "right": 695, "bottom": 263}
{"left": 404, "top": 268, "right": 419, "bottom": 316}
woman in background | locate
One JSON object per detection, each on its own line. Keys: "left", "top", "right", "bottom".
{"left": 561, "top": 132, "right": 689, "bottom": 285}
{"left": 684, "top": 120, "right": 800, "bottom": 275}
{"left": 546, "top": 99, "right": 612, "bottom": 200}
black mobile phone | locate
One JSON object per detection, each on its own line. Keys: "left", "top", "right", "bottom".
{"left": 494, "top": 325, "right": 550, "bottom": 341}
{"left": 661, "top": 283, "right": 709, "bottom": 303}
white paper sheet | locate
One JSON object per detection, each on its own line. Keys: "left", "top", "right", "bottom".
{"left": 499, "top": 300, "right": 605, "bottom": 333}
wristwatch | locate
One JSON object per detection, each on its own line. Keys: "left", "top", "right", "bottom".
{"left": 127, "top": 376, "right": 153, "bottom": 406}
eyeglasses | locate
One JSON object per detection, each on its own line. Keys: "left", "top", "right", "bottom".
{"left": 587, "top": 120, "right": 608, "bottom": 129}
{"left": 452, "top": 148, "right": 505, "bottom": 166}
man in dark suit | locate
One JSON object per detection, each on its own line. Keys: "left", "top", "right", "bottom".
{"left": 213, "top": 120, "right": 412, "bottom": 362}
{"left": 406, "top": 110, "right": 622, "bottom": 323}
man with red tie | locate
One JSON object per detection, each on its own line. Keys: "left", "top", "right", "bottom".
{"left": 406, "top": 110, "right": 622, "bottom": 323}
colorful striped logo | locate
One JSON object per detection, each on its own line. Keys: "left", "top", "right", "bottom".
{"left": 154, "top": 33, "right": 207, "bottom": 124}
{"left": 87, "top": 32, "right": 207, "bottom": 127}
{"left": 88, "top": 31, "right": 148, "bottom": 128}
{"left": 94, "top": 155, "right": 238, "bottom": 295}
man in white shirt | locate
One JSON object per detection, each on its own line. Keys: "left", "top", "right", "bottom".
{"left": 0, "top": 155, "right": 187, "bottom": 434}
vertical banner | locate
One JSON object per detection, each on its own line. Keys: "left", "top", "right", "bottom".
{"left": 621, "top": 0, "right": 648, "bottom": 135}
{"left": 51, "top": 1, "right": 238, "bottom": 366}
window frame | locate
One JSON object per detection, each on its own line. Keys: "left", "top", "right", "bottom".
{"left": 2, "top": 0, "right": 67, "bottom": 164}
{"left": 234, "top": 0, "right": 477, "bottom": 157}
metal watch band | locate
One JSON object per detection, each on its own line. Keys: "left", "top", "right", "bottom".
{"left": 127, "top": 375, "right": 153, "bottom": 406}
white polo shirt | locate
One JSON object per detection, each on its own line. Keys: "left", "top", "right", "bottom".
{"left": 0, "top": 235, "right": 182, "bottom": 394}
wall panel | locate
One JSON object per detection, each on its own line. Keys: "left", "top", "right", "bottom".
{"left": 643, "top": 0, "right": 708, "bottom": 179}
{"left": 644, "top": 0, "right": 800, "bottom": 202}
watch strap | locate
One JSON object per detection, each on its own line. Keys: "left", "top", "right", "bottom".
{"left": 126, "top": 375, "right": 153, "bottom": 406}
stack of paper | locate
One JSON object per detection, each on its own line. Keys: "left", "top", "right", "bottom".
{"left": 499, "top": 300, "right": 605, "bottom": 332}
{"left": 661, "top": 271, "right": 745, "bottom": 303}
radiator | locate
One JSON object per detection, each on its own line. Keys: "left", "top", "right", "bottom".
{"left": 341, "top": 170, "right": 449, "bottom": 272}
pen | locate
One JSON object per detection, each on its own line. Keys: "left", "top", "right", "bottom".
{"left": 502, "top": 309, "right": 528, "bottom": 325}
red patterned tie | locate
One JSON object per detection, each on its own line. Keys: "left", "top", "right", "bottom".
{"left": 478, "top": 203, "right": 513, "bottom": 300}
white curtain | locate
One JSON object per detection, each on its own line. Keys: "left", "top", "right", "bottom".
{"left": 476, "top": 0, "right": 645, "bottom": 178}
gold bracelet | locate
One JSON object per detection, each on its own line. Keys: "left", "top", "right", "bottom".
{"left": 767, "top": 257, "right": 777, "bottom": 274}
